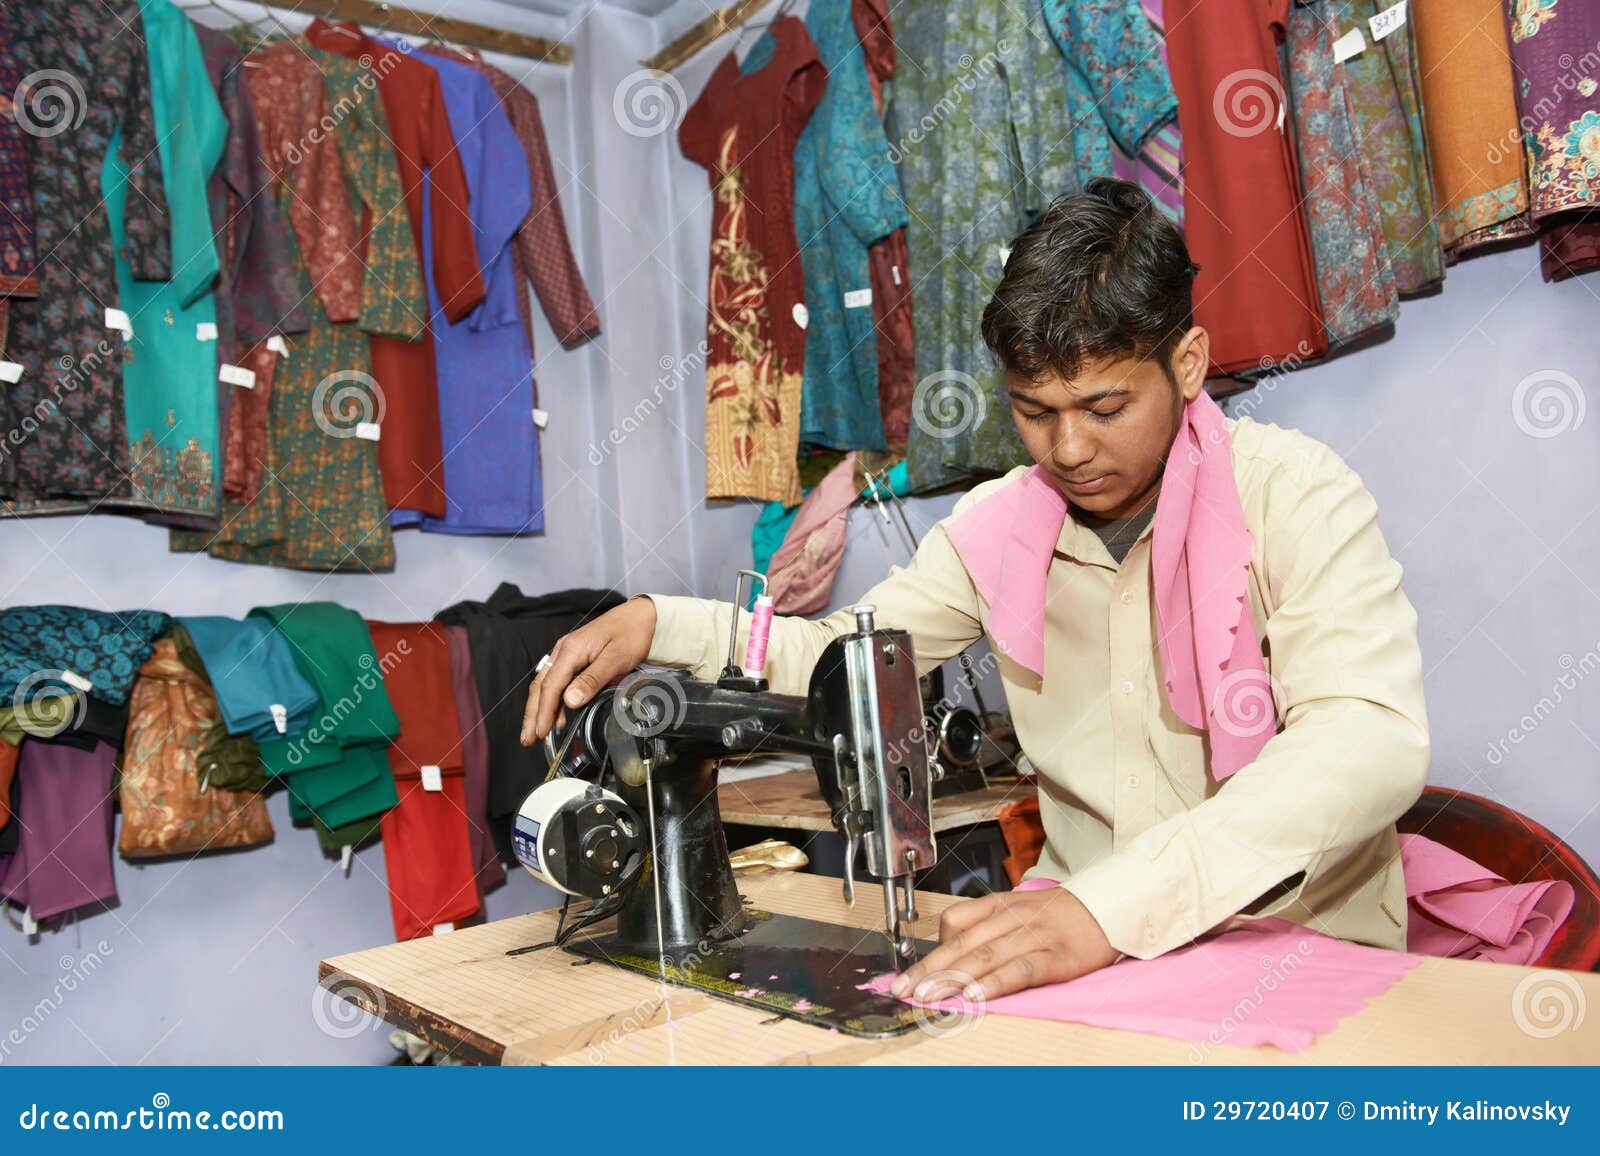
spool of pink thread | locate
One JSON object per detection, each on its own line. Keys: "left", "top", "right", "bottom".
{"left": 744, "top": 594, "right": 774, "bottom": 678}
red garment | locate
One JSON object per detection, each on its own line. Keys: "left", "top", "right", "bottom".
{"left": 852, "top": 0, "right": 915, "bottom": 449}
{"left": 443, "top": 623, "right": 503, "bottom": 898}
{"left": 1164, "top": 0, "right": 1325, "bottom": 376}
{"left": 366, "top": 620, "right": 478, "bottom": 941}
{"left": 306, "top": 20, "right": 486, "bottom": 520}
{"left": 679, "top": 18, "right": 825, "bottom": 504}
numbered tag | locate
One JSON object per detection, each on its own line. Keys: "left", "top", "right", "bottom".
{"left": 792, "top": 302, "right": 809, "bottom": 330}
{"left": 21, "top": 906, "right": 37, "bottom": 935}
{"left": 891, "top": 263, "right": 902, "bottom": 286}
{"left": 421, "top": 765, "right": 443, "bottom": 792}
{"left": 531, "top": 407, "right": 549, "bottom": 429}
{"left": 266, "top": 335, "right": 290, "bottom": 357}
{"left": 0, "top": 361, "right": 23, "bottom": 384}
{"left": 355, "top": 421, "right": 381, "bottom": 442}
{"left": 61, "top": 670, "right": 93, "bottom": 693}
{"left": 1368, "top": 0, "right": 1406, "bottom": 41}
{"left": 269, "top": 703, "right": 288, "bottom": 734}
{"left": 220, "top": 363, "right": 256, "bottom": 389}
{"left": 196, "top": 321, "right": 218, "bottom": 341}
{"left": 105, "top": 307, "right": 133, "bottom": 339}
{"left": 432, "top": 922, "right": 453, "bottom": 935}
{"left": 1333, "top": 26, "right": 1366, "bottom": 62}
{"left": 340, "top": 845, "right": 352, "bottom": 874}
{"left": 843, "top": 288, "right": 872, "bottom": 309}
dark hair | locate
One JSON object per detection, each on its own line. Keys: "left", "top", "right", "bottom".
{"left": 980, "top": 177, "right": 1197, "bottom": 385}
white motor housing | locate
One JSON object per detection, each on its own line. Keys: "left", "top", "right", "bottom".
{"left": 513, "top": 778, "right": 644, "bottom": 898}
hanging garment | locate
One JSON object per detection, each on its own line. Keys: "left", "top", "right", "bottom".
{"left": 0, "top": 22, "right": 38, "bottom": 351}
{"left": 385, "top": 45, "right": 540, "bottom": 536}
{"left": 1, "top": 1, "right": 168, "bottom": 505}
{"left": 783, "top": 0, "right": 907, "bottom": 453}
{"left": 0, "top": 605, "right": 170, "bottom": 707}
{"left": 1042, "top": 0, "right": 1180, "bottom": 188}
{"left": 175, "top": 41, "right": 425, "bottom": 572}
{"left": 767, "top": 453, "right": 860, "bottom": 614}
{"left": 850, "top": 0, "right": 915, "bottom": 449}
{"left": 250, "top": 603, "right": 400, "bottom": 846}
{"left": 680, "top": 17, "right": 825, "bottom": 505}
{"left": 1324, "top": 0, "right": 1442, "bottom": 294}
{"left": 1106, "top": 0, "right": 1184, "bottom": 225}
{"left": 1410, "top": 0, "right": 1533, "bottom": 257}
{"left": 435, "top": 586, "right": 627, "bottom": 862}
{"left": 0, "top": 738, "right": 117, "bottom": 921}
{"left": 1283, "top": 2, "right": 1397, "bottom": 346}
{"left": 1505, "top": 0, "right": 1600, "bottom": 281}
{"left": 893, "top": 0, "right": 1080, "bottom": 490}
{"left": 306, "top": 19, "right": 485, "bottom": 520}
{"left": 178, "top": 615, "right": 318, "bottom": 744}
{"left": 366, "top": 621, "right": 478, "bottom": 941}
{"left": 185, "top": 24, "right": 306, "bottom": 529}
{"left": 118, "top": 639, "right": 273, "bottom": 857}
{"left": 443, "top": 624, "right": 503, "bottom": 894}
{"left": 1164, "top": 0, "right": 1326, "bottom": 376}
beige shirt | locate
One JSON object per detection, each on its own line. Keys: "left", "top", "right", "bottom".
{"left": 643, "top": 416, "right": 1431, "bottom": 959}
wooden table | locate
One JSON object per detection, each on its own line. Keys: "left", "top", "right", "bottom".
{"left": 716, "top": 769, "right": 1032, "bottom": 834}
{"left": 319, "top": 872, "right": 1600, "bottom": 1065}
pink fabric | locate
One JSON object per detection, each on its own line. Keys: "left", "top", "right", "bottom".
{"left": 1400, "top": 833, "right": 1574, "bottom": 966}
{"left": 767, "top": 452, "right": 859, "bottom": 615}
{"left": 944, "top": 390, "right": 1274, "bottom": 780}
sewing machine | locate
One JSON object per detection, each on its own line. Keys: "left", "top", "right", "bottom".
{"left": 511, "top": 579, "right": 951, "bottom": 1037}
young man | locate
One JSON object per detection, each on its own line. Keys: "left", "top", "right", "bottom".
{"left": 520, "top": 178, "right": 1430, "bottom": 1004}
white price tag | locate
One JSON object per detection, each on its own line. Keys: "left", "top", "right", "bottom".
{"left": 421, "top": 765, "right": 442, "bottom": 792}
{"left": 219, "top": 363, "right": 256, "bottom": 389}
{"left": 531, "top": 407, "right": 549, "bottom": 429}
{"left": 196, "top": 321, "right": 218, "bottom": 341}
{"left": 105, "top": 307, "right": 132, "bottom": 338}
{"left": 999, "top": 245, "right": 1012, "bottom": 266}
{"left": 0, "top": 361, "right": 23, "bottom": 384}
{"left": 61, "top": 670, "right": 92, "bottom": 692}
{"left": 1368, "top": 0, "right": 1406, "bottom": 41}
{"left": 843, "top": 288, "right": 872, "bottom": 309}
{"left": 21, "top": 906, "right": 37, "bottom": 935}
{"left": 269, "top": 703, "right": 288, "bottom": 734}
{"left": 432, "top": 922, "right": 453, "bottom": 935}
{"left": 890, "top": 263, "right": 902, "bottom": 286}
{"left": 1333, "top": 26, "right": 1366, "bottom": 62}
{"left": 791, "top": 302, "right": 809, "bottom": 330}
{"left": 355, "top": 421, "right": 381, "bottom": 441}
{"left": 266, "top": 335, "right": 290, "bottom": 357}
{"left": 340, "top": 844, "right": 352, "bottom": 874}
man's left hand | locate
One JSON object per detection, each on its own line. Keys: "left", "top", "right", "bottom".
{"left": 890, "top": 886, "right": 1120, "bottom": 1002}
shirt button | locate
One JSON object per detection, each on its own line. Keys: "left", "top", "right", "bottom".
{"left": 1119, "top": 590, "right": 1132, "bottom": 604}
{"left": 1126, "top": 774, "right": 1139, "bottom": 788}
{"left": 1144, "top": 926, "right": 1159, "bottom": 944}
{"left": 1121, "top": 680, "right": 1134, "bottom": 694}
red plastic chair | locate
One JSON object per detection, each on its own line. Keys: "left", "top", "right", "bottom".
{"left": 996, "top": 786, "right": 1600, "bottom": 971}
{"left": 1396, "top": 786, "right": 1600, "bottom": 971}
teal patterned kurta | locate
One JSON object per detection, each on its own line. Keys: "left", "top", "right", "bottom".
{"left": 782, "top": 0, "right": 908, "bottom": 452}
{"left": 892, "top": 0, "right": 1081, "bottom": 492}
{"left": 106, "top": 0, "right": 226, "bottom": 519}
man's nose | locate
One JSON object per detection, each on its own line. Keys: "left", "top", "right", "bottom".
{"left": 1051, "top": 416, "right": 1096, "bottom": 471}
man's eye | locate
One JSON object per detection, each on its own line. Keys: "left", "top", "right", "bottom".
{"left": 1020, "top": 410, "right": 1051, "bottom": 424}
{"left": 1089, "top": 406, "right": 1126, "bottom": 422}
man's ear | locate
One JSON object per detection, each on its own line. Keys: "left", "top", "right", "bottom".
{"left": 1171, "top": 327, "right": 1209, "bottom": 401}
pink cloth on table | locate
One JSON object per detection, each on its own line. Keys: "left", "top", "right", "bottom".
{"left": 767, "top": 452, "right": 859, "bottom": 615}
{"left": 944, "top": 390, "right": 1274, "bottom": 780}
{"left": 1399, "top": 833, "right": 1574, "bottom": 966}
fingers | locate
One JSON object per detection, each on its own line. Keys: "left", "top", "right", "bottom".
{"left": 891, "top": 900, "right": 1024, "bottom": 997}
{"left": 965, "top": 949, "right": 1059, "bottom": 1001}
{"left": 520, "top": 635, "right": 588, "bottom": 745}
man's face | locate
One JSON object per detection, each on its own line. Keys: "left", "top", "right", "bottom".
{"left": 1007, "top": 331, "right": 1206, "bottom": 520}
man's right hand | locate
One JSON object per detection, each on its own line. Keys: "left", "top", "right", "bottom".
{"left": 519, "top": 595, "right": 658, "bottom": 747}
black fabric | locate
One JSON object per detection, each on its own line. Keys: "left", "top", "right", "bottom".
{"left": 41, "top": 694, "right": 130, "bottom": 752}
{"left": 436, "top": 584, "right": 627, "bottom": 861}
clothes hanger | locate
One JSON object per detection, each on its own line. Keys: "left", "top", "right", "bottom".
{"left": 189, "top": 0, "right": 298, "bottom": 67}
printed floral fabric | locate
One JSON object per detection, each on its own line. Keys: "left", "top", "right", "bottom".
{"left": 893, "top": 0, "right": 1081, "bottom": 491}
{"left": 1284, "top": 1, "right": 1397, "bottom": 344}
{"left": 0, "top": 605, "right": 170, "bottom": 707}
{"left": 1411, "top": 0, "right": 1533, "bottom": 256}
{"left": 0, "top": 24, "right": 38, "bottom": 300}
{"left": 119, "top": 639, "right": 273, "bottom": 858}
{"left": 1508, "top": 0, "right": 1600, "bottom": 218}
{"left": 1, "top": 0, "right": 170, "bottom": 504}
{"left": 680, "top": 17, "right": 825, "bottom": 504}
{"left": 1326, "top": 0, "right": 1443, "bottom": 293}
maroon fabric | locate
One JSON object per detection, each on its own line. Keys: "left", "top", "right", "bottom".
{"left": 1540, "top": 215, "right": 1600, "bottom": 283}
{"left": 1165, "top": 0, "right": 1326, "bottom": 375}
{"left": 444, "top": 623, "right": 503, "bottom": 895}
{"left": 0, "top": 739, "right": 117, "bottom": 921}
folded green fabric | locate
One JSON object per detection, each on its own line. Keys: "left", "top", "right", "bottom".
{"left": 0, "top": 694, "right": 83, "bottom": 743}
{"left": 248, "top": 603, "right": 399, "bottom": 829}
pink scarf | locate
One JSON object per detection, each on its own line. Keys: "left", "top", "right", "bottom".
{"left": 944, "top": 390, "right": 1276, "bottom": 780}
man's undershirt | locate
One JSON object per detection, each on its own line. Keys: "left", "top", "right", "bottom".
{"left": 1074, "top": 498, "right": 1158, "bottom": 565}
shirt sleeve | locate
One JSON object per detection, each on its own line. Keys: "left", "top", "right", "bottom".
{"left": 815, "top": 12, "right": 908, "bottom": 246}
{"left": 508, "top": 88, "right": 601, "bottom": 349}
{"left": 1042, "top": 0, "right": 1178, "bottom": 157}
{"left": 118, "top": 12, "right": 172, "bottom": 284}
{"left": 1060, "top": 443, "right": 1431, "bottom": 959}
{"left": 419, "top": 69, "right": 487, "bottom": 323}
{"left": 289, "top": 72, "right": 362, "bottom": 324}
{"left": 643, "top": 511, "right": 986, "bottom": 697}
{"left": 465, "top": 89, "right": 532, "bottom": 334}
